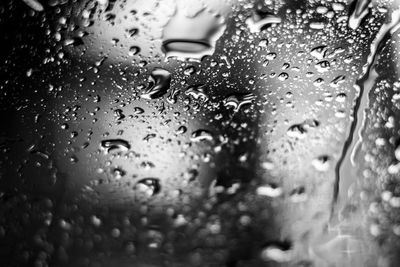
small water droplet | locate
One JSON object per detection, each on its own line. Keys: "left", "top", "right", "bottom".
{"left": 260, "top": 241, "right": 293, "bottom": 262}
{"left": 112, "top": 167, "right": 126, "bottom": 179}
{"left": 133, "top": 107, "right": 145, "bottom": 114}
{"left": 134, "top": 178, "right": 161, "bottom": 197}
{"left": 312, "top": 155, "right": 330, "bottom": 171}
{"left": 246, "top": 11, "right": 281, "bottom": 33}
{"left": 176, "top": 126, "right": 187, "bottom": 134}
{"left": 278, "top": 72, "right": 289, "bottom": 81}
{"left": 315, "top": 60, "right": 330, "bottom": 73}
{"left": 289, "top": 186, "right": 308, "bottom": 203}
{"left": 310, "top": 45, "right": 327, "bottom": 60}
{"left": 256, "top": 184, "right": 282, "bottom": 198}
{"left": 129, "top": 46, "right": 141, "bottom": 56}
{"left": 185, "top": 84, "right": 209, "bottom": 102}
{"left": 191, "top": 129, "right": 213, "bottom": 142}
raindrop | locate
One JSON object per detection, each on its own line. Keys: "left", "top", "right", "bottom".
{"left": 176, "top": 126, "right": 187, "bottom": 134}
{"left": 162, "top": 7, "right": 226, "bottom": 60}
{"left": 191, "top": 129, "right": 213, "bottom": 142}
{"left": 246, "top": 11, "right": 281, "bottom": 33}
{"left": 315, "top": 60, "right": 330, "bottom": 73}
{"left": 260, "top": 241, "right": 293, "bottom": 262}
{"left": 312, "top": 155, "right": 330, "bottom": 171}
{"left": 133, "top": 107, "right": 145, "bottom": 114}
{"left": 112, "top": 167, "right": 126, "bottom": 179}
{"left": 278, "top": 72, "right": 289, "bottom": 81}
{"left": 223, "top": 93, "right": 256, "bottom": 112}
{"left": 134, "top": 178, "right": 161, "bottom": 197}
{"left": 289, "top": 186, "right": 308, "bottom": 203}
{"left": 330, "top": 75, "right": 346, "bottom": 87}
{"left": 256, "top": 184, "right": 282, "bottom": 198}
{"left": 141, "top": 68, "right": 172, "bottom": 100}
{"left": 22, "top": 0, "right": 44, "bottom": 12}
{"left": 310, "top": 45, "right": 327, "bottom": 60}
{"left": 395, "top": 145, "right": 400, "bottom": 161}
{"left": 129, "top": 46, "right": 141, "bottom": 56}
{"left": 100, "top": 139, "right": 131, "bottom": 154}
{"left": 185, "top": 84, "right": 209, "bottom": 102}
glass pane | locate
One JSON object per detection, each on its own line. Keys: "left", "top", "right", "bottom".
{"left": 1, "top": 0, "right": 400, "bottom": 266}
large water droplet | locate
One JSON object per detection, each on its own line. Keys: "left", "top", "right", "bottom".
{"left": 100, "top": 139, "right": 131, "bottom": 154}
{"left": 223, "top": 93, "right": 256, "bottom": 112}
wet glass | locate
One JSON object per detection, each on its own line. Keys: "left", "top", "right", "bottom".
{"left": 1, "top": 0, "right": 400, "bottom": 266}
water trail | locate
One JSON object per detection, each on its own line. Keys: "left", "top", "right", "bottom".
{"left": 332, "top": 9, "right": 400, "bottom": 218}
{"left": 348, "top": 0, "right": 371, "bottom": 30}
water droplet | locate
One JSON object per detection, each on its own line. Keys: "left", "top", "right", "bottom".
{"left": 162, "top": 8, "right": 226, "bottom": 60}
{"left": 309, "top": 22, "right": 326, "bottom": 30}
{"left": 289, "top": 186, "right": 308, "bottom": 203}
{"left": 184, "top": 66, "right": 196, "bottom": 75}
{"left": 184, "top": 169, "right": 198, "bottom": 181}
{"left": 111, "top": 228, "right": 121, "bottom": 238}
{"left": 185, "top": 84, "right": 209, "bottom": 102}
{"left": 134, "top": 178, "right": 161, "bottom": 197}
{"left": 287, "top": 124, "right": 307, "bottom": 139}
{"left": 146, "top": 229, "right": 164, "bottom": 249}
{"left": 129, "top": 46, "right": 140, "bottom": 56}
{"left": 330, "top": 75, "right": 346, "bottom": 87}
{"left": 61, "top": 123, "right": 69, "bottom": 130}
{"left": 191, "top": 129, "right": 213, "bottom": 142}
{"left": 70, "top": 155, "right": 78, "bottom": 163}
{"left": 312, "top": 155, "right": 330, "bottom": 171}
{"left": 127, "top": 28, "right": 139, "bottom": 37}
{"left": 141, "top": 68, "right": 172, "bottom": 100}
{"left": 143, "top": 133, "right": 156, "bottom": 142}
{"left": 287, "top": 119, "right": 319, "bottom": 139}
{"left": 315, "top": 60, "right": 330, "bottom": 73}
{"left": 256, "top": 184, "right": 282, "bottom": 198}
{"left": 395, "top": 145, "right": 400, "bottom": 161}
{"left": 176, "top": 126, "right": 187, "bottom": 134}
{"left": 335, "top": 93, "right": 347, "bottom": 103}
{"left": 133, "top": 107, "right": 145, "bottom": 114}
{"left": 223, "top": 93, "right": 256, "bottom": 112}
{"left": 310, "top": 45, "right": 327, "bottom": 60}
{"left": 260, "top": 241, "right": 293, "bottom": 262}
{"left": 112, "top": 167, "right": 126, "bottom": 179}
{"left": 278, "top": 72, "right": 289, "bottom": 81}
{"left": 246, "top": 11, "right": 281, "bottom": 33}
{"left": 100, "top": 139, "right": 131, "bottom": 154}
{"left": 22, "top": 0, "right": 44, "bottom": 12}
{"left": 91, "top": 215, "right": 102, "bottom": 227}
{"left": 114, "top": 109, "right": 125, "bottom": 120}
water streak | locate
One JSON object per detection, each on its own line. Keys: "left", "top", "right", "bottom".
{"left": 348, "top": 0, "right": 371, "bottom": 30}
{"left": 333, "top": 9, "right": 400, "bottom": 218}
